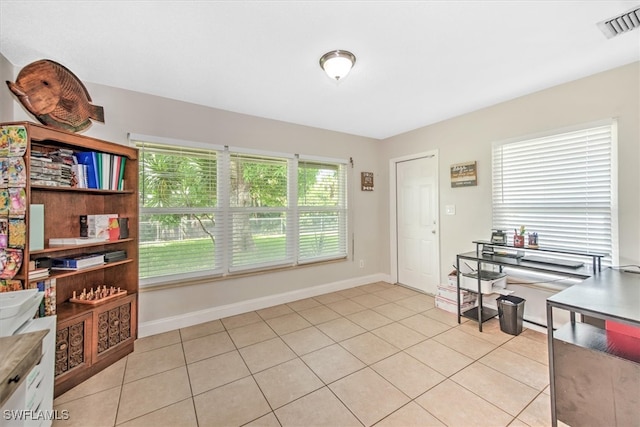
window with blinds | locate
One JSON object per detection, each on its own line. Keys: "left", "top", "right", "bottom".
{"left": 298, "top": 160, "right": 348, "bottom": 263}
{"left": 138, "top": 142, "right": 220, "bottom": 282}
{"left": 228, "top": 153, "right": 292, "bottom": 271}
{"left": 492, "top": 121, "right": 618, "bottom": 266}
{"left": 133, "top": 136, "right": 348, "bottom": 285}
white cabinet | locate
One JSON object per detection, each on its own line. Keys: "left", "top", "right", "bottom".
{"left": 2, "top": 317, "right": 56, "bottom": 427}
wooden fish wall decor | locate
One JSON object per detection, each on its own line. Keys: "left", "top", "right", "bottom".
{"left": 6, "top": 59, "right": 105, "bottom": 133}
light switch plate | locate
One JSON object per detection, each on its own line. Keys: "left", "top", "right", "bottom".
{"left": 446, "top": 205, "right": 456, "bottom": 215}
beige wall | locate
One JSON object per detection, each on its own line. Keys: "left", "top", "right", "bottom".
{"left": 87, "top": 85, "right": 383, "bottom": 326}
{"left": 0, "top": 54, "right": 15, "bottom": 122}
{"left": 379, "top": 62, "right": 640, "bottom": 283}
{"left": 4, "top": 70, "right": 383, "bottom": 327}
{"left": 2, "top": 54, "right": 638, "bottom": 331}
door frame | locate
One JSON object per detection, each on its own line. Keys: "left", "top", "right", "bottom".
{"left": 389, "top": 150, "right": 440, "bottom": 289}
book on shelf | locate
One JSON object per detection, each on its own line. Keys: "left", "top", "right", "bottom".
{"left": 76, "top": 152, "right": 99, "bottom": 189}
{"left": 27, "top": 278, "right": 56, "bottom": 317}
{"left": 28, "top": 267, "right": 50, "bottom": 279}
{"left": 51, "top": 253, "right": 105, "bottom": 270}
{"left": 87, "top": 214, "right": 119, "bottom": 240}
{"left": 112, "top": 155, "right": 120, "bottom": 190}
{"left": 97, "top": 250, "right": 127, "bottom": 263}
{"left": 118, "top": 157, "right": 126, "bottom": 190}
{"left": 108, "top": 217, "right": 120, "bottom": 240}
{"left": 101, "top": 152, "right": 111, "bottom": 191}
{"left": 33, "top": 257, "right": 52, "bottom": 269}
{"left": 76, "top": 151, "right": 126, "bottom": 190}
{"left": 49, "top": 237, "right": 108, "bottom": 246}
{"left": 71, "top": 164, "right": 88, "bottom": 188}
{"left": 29, "top": 204, "right": 44, "bottom": 251}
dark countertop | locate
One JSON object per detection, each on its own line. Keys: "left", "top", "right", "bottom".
{"left": 0, "top": 330, "right": 48, "bottom": 406}
{"left": 547, "top": 268, "right": 640, "bottom": 325}
{"left": 457, "top": 251, "right": 594, "bottom": 279}
{"left": 473, "top": 240, "right": 607, "bottom": 258}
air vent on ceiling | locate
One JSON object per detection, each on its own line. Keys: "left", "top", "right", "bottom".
{"left": 597, "top": 6, "right": 640, "bottom": 38}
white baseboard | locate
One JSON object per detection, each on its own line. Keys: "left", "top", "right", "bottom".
{"left": 138, "top": 273, "right": 391, "bottom": 338}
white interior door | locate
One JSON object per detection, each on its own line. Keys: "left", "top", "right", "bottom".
{"left": 396, "top": 155, "right": 439, "bottom": 294}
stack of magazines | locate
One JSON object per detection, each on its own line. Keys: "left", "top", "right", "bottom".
{"left": 30, "top": 150, "right": 73, "bottom": 187}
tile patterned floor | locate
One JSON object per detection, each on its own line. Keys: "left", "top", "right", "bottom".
{"left": 52, "top": 282, "right": 557, "bottom": 427}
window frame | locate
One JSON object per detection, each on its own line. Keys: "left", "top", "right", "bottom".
{"left": 297, "top": 155, "right": 349, "bottom": 265}
{"left": 491, "top": 119, "right": 619, "bottom": 267}
{"left": 131, "top": 134, "right": 349, "bottom": 287}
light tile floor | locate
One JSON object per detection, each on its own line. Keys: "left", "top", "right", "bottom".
{"left": 52, "top": 282, "right": 558, "bottom": 427}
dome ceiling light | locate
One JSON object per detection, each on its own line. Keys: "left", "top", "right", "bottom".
{"left": 319, "top": 50, "right": 356, "bottom": 81}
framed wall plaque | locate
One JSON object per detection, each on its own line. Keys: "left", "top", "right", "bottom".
{"left": 450, "top": 161, "right": 477, "bottom": 187}
{"left": 361, "top": 172, "right": 374, "bottom": 191}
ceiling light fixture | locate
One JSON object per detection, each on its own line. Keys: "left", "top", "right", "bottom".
{"left": 319, "top": 50, "right": 356, "bottom": 81}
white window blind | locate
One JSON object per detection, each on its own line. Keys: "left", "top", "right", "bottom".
{"left": 298, "top": 160, "right": 348, "bottom": 263}
{"left": 138, "top": 142, "right": 220, "bottom": 282}
{"left": 133, "top": 136, "right": 349, "bottom": 285}
{"left": 492, "top": 122, "right": 617, "bottom": 266}
{"left": 228, "top": 153, "right": 293, "bottom": 271}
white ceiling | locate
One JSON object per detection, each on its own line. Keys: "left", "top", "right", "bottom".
{"left": 1, "top": 1, "right": 639, "bottom": 139}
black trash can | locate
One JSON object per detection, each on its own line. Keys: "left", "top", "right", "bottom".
{"left": 496, "top": 295, "right": 525, "bottom": 335}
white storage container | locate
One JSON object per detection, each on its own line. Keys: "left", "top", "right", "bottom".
{"left": 435, "top": 295, "right": 475, "bottom": 314}
{"left": 447, "top": 270, "right": 458, "bottom": 287}
{"left": 461, "top": 270, "right": 506, "bottom": 294}
{"left": 437, "top": 284, "right": 476, "bottom": 303}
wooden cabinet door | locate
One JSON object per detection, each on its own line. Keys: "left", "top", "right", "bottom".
{"left": 92, "top": 294, "right": 137, "bottom": 361}
{"left": 55, "top": 312, "right": 93, "bottom": 379}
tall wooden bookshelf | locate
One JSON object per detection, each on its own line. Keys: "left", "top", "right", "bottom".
{"left": 0, "top": 122, "right": 138, "bottom": 397}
